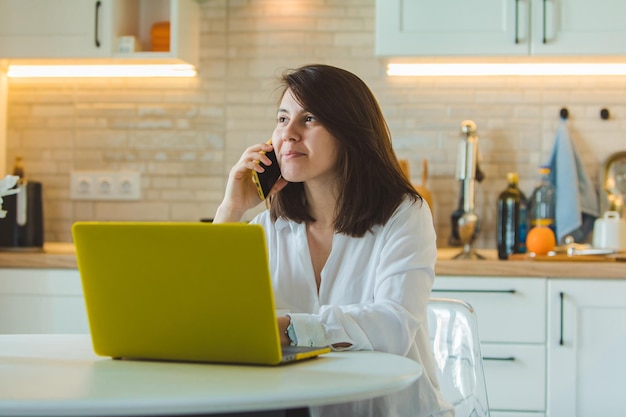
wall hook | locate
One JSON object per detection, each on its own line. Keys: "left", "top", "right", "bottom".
{"left": 600, "top": 108, "right": 610, "bottom": 120}
{"left": 560, "top": 108, "right": 569, "bottom": 120}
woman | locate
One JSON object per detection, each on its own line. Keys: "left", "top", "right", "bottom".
{"left": 214, "top": 64, "right": 453, "bottom": 417}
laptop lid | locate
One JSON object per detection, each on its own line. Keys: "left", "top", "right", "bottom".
{"left": 72, "top": 222, "right": 328, "bottom": 366}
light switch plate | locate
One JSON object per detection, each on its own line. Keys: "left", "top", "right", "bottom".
{"left": 70, "top": 171, "right": 141, "bottom": 200}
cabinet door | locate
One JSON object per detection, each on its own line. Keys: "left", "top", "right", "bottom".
{"left": 531, "top": 0, "right": 626, "bottom": 55}
{"left": 432, "top": 277, "right": 546, "bottom": 343}
{"left": 0, "top": 72, "right": 6, "bottom": 176}
{"left": 482, "top": 344, "right": 546, "bottom": 412}
{"left": 0, "top": 0, "right": 110, "bottom": 58}
{"left": 376, "top": 0, "right": 529, "bottom": 56}
{"left": 434, "top": 276, "right": 547, "bottom": 415}
{"left": 548, "top": 279, "right": 626, "bottom": 417}
{"left": 0, "top": 268, "right": 89, "bottom": 334}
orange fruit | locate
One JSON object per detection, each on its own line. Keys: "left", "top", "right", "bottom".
{"left": 526, "top": 226, "right": 556, "bottom": 256}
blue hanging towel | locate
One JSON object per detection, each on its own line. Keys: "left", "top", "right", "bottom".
{"left": 547, "top": 121, "right": 600, "bottom": 242}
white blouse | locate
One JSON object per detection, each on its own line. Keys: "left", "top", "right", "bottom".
{"left": 251, "top": 197, "right": 454, "bottom": 417}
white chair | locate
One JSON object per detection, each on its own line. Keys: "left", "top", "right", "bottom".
{"left": 428, "top": 297, "right": 490, "bottom": 417}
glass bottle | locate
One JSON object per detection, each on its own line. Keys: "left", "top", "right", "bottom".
{"left": 527, "top": 165, "right": 556, "bottom": 234}
{"left": 496, "top": 172, "right": 527, "bottom": 260}
{"left": 13, "top": 156, "right": 25, "bottom": 179}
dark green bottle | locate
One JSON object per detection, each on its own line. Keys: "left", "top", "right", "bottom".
{"left": 497, "top": 172, "right": 527, "bottom": 260}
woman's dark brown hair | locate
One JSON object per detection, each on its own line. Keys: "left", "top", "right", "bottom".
{"left": 270, "top": 64, "right": 421, "bottom": 237}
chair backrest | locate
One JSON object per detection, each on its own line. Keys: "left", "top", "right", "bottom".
{"left": 427, "top": 297, "right": 490, "bottom": 417}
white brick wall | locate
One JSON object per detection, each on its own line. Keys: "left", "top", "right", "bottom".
{"left": 5, "top": 0, "right": 626, "bottom": 249}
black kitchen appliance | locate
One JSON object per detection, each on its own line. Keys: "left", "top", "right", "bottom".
{"left": 0, "top": 158, "right": 44, "bottom": 251}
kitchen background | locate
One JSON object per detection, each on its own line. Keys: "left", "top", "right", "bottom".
{"left": 3, "top": 0, "right": 626, "bottom": 247}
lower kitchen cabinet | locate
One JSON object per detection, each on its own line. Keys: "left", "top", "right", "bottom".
{"left": 547, "top": 279, "right": 626, "bottom": 417}
{"left": 433, "top": 276, "right": 547, "bottom": 415}
{"left": 482, "top": 344, "right": 545, "bottom": 412}
{"left": 437, "top": 274, "right": 626, "bottom": 417}
{"left": 0, "top": 268, "right": 88, "bottom": 334}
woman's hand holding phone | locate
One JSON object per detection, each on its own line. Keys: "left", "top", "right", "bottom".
{"left": 252, "top": 145, "right": 283, "bottom": 200}
{"left": 213, "top": 140, "right": 286, "bottom": 223}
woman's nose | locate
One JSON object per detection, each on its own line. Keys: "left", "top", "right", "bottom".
{"left": 279, "top": 124, "right": 299, "bottom": 142}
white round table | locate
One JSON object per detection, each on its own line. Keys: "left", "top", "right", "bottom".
{"left": 0, "top": 334, "right": 422, "bottom": 416}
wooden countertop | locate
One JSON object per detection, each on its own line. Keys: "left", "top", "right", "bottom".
{"left": 435, "top": 248, "right": 626, "bottom": 278}
{"left": 0, "top": 243, "right": 77, "bottom": 269}
{"left": 1, "top": 244, "right": 625, "bottom": 279}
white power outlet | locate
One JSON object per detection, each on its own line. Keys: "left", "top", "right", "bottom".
{"left": 70, "top": 171, "right": 141, "bottom": 200}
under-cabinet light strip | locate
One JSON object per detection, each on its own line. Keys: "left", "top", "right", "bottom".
{"left": 7, "top": 64, "right": 197, "bottom": 78}
{"left": 387, "top": 63, "right": 626, "bottom": 76}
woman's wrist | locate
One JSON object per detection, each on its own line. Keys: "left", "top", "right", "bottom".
{"left": 284, "top": 315, "right": 298, "bottom": 346}
{"left": 213, "top": 203, "right": 246, "bottom": 223}
{"left": 277, "top": 315, "right": 291, "bottom": 346}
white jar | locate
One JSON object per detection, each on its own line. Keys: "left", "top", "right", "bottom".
{"left": 592, "top": 211, "right": 626, "bottom": 251}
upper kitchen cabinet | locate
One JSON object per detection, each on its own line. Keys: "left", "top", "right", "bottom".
{"left": 376, "top": 0, "right": 626, "bottom": 56}
{"left": 0, "top": 0, "right": 199, "bottom": 66}
{"left": 0, "top": 0, "right": 110, "bottom": 58}
{"left": 530, "top": 0, "right": 626, "bottom": 56}
{"left": 376, "top": 0, "right": 525, "bottom": 56}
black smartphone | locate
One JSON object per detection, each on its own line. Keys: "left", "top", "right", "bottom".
{"left": 252, "top": 147, "right": 281, "bottom": 200}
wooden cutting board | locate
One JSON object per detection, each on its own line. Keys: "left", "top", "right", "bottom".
{"left": 398, "top": 158, "right": 433, "bottom": 211}
{"left": 509, "top": 253, "right": 626, "bottom": 262}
